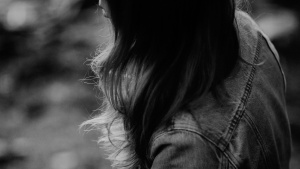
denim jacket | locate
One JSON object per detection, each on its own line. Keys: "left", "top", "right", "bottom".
{"left": 148, "top": 11, "right": 292, "bottom": 169}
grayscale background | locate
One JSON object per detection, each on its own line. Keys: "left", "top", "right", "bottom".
{"left": 0, "top": 0, "right": 299, "bottom": 169}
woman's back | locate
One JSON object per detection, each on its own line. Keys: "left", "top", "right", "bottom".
{"left": 82, "top": 0, "right": 292, "bottom": 168}
{"left": 148, "top": 11, "right": 291, "bottom": 169}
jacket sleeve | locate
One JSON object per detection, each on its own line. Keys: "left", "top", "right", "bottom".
{"left": 149, "top": 130, "right": 234, "bottom": 169}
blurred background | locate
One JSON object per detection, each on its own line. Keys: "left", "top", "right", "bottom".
{"left": 0, "top": 0, "right": 299, "bottom": 169}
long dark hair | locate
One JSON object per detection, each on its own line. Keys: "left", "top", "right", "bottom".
{"left": 82, "top": 0, "right": 240, "bottom": 168}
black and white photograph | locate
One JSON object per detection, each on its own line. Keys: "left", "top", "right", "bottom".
{"left": 0, "top": 0, "right": 299, "bottom": 169}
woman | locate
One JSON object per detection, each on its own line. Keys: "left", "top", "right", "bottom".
{"left": 82, "top": 0, "right": 292, "bottom": 168}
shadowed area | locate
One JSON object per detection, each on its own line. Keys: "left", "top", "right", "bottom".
{"left": 0, "top": 0, "right": 299, "bottom": 169}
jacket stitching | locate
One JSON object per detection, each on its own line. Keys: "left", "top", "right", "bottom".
{"left": 150, "top": 27, "right": 264, "bottom": 169}
{"left": 224, "top": 33, "right": 262, "bottom": 144}
{"left": 151, "top": 33, "right": 262, "bottom": 168}
{"left": 222, "top": 151, "right": 234, "bottom": 169}
{"left": 151, "top": 128, "right": 238, "bottom": 168}
{"left": 243, "top": 112, "right": 269, "bottom": 167}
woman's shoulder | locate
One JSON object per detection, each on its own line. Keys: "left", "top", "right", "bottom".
{"left": 148, "top": 110, "right": 238, "bottom": 168}
{"left": 148, "top": 109, "right": 240, "bottom": 168}
{"left": 150, "top": 108, "right": 235, "bottom": 155}
{"left": 149, "top": 12, "right": 290, "bottom": 167}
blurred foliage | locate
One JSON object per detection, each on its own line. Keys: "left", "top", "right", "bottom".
{"left": 0, "top": 0, "right": 299, "bottom": 169}
{"left": 0, "top": 0, "right": 111, "bottom": 169}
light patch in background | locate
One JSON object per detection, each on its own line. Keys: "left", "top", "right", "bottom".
{"left": 0, "top": 139, "right": 9, "bottom": 157}
{"left": 48, "top": 0, "right": 80, "bottom": 20}
{"left": 257, "top": 10, "right": 299, "bottom": 40}
{"left": 11, "top": 137, "right": 32, "bottom": 157}
{"left": 44, "top": 82, "right": 73, "bottom": 104}
{"left": 0, "top": 73, "right": 14, "bottom": 95}
{"left": 50, "top": 151, "right": 79, "bottom": 169}
{"left": 5, "top": 1, "right": 37, "bottom": 30}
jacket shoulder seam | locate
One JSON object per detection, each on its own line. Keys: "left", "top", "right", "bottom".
{"left": 151, "top": 128, "right": 239, "bottom": 168}
{"left": 224, "top": 32, "right": 262, "bottom": 144}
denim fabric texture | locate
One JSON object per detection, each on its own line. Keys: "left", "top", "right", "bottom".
{"left": 148, "top": 11, "right": 292, "bottom": 169}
